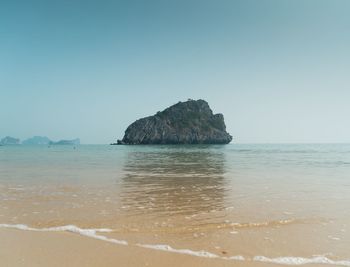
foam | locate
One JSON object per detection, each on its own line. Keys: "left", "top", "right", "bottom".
{"left": 1, "top": 223, "right": 350, "bottom": 266}
{"left": 227, "top": 255, "right": 245, "bottom": 261}
{"left": 254, "top": 256, "right": 350, "bottom": 267}
{"left": 137, "top": 243, "right": 220, "bottom": 258}
{"left": 0, "top": 224, "right": 127, "bottom": 245}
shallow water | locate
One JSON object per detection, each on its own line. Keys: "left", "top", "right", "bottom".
{"left": 1, "top": 144, "right": 350, "bottom": 265}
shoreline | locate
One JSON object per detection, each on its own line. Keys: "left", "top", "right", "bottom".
{"left": 0, "top": 226, "right": 344, "bottom": 267}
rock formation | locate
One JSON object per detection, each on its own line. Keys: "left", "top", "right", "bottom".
{"left": 0, "top": 136, "right": 20, "bottom": 145}
{"left": 116, "top": 99, "right": 232, "bottom": 145}
{"left": 22, "top": 136, "right": 52, "bottom": 145}
{"left": 49, "top": 138, "right": 80, "bottom": 145}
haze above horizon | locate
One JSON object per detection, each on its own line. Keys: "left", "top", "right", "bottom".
{"left": 1, "top": 0, "right": 350, "bottom": 144}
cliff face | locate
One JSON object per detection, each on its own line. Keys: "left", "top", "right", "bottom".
{"left": 118, "top": 99, "right": 232, "bottom": 145}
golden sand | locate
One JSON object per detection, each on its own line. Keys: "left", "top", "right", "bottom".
{"left": 0, "top": 228, "right": 291, "bottom": 267}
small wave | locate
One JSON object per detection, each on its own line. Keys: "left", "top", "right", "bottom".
{"left": 191, "top": 218, "right": 300, "bottom": 232}
{"left": 114, "top": 218, "right": 301, "bottom": 235}
{"left": 137, "top": 243, "right": 350, "bottom": 266}
{"left": 254, "top": 256, "right": 350, "bottom": 267}
{"left": 0, "top": 223, "right": 127, "bottom": 245}
{"left": 1, "top": 223, "right": 349, "bottom": 266}
{"left": 231, "top": 218, "right": 298, "bottom": 229}
{"left": 137, "top": 243, "right": 221, "bottom": 258}
{"left": 137, "top": 243, "right": 245, "bottom": 261}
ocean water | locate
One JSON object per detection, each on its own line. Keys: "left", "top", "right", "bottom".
{"left": 1, "top": 144, "right": 350, "bottom": 265}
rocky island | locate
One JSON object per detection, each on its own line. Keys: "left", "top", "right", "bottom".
{"left": 115, "top": 99, "right": 232, "bottom": 145}
{"left": 22, "top": 136, "right": 52, "bottom": 145}
{"left": 49, "top": 138, "right": 80, "bottom": 145}
{"left": 0, "top": 136, "right": 20, "bottom": 145}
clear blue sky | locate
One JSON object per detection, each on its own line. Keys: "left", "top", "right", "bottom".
{"left": 1, "top": 0, "right": 350, "bottom": 144}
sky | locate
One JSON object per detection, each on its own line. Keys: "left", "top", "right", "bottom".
{"left": 1, "top": 0, "right": 350, "bottom": 144}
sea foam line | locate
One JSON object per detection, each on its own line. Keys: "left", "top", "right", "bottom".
{"left": 254, "top": 256, "right": 350, "bottom": 267}
{"left": 1, "top": 223, "right": 350, "bottom": 266}
{"left": 137, "top": 243, "right": 246, "bottom": 261}
{"left": 137, "top": 243, "right": 222, "bottom": 258}
{"left": 136, "top": 243, "right": 350, "bottom": 266}
{"left": 0, "top": 223, "right": 127, "bottom": 245}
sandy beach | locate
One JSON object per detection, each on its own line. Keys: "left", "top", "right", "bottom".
{"left": 0, "top": 228, "right": 291, "bottom": 267}
{"left": 1, "top": 145, "right": 350, "bottom": 267}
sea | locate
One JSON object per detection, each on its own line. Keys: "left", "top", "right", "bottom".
{"left": 1, "top": 144, "right": 350, "bottom": 266}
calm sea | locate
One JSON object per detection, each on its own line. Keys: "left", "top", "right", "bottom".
{"left": 1, "top": 144, "right": 350, "bottom": 265}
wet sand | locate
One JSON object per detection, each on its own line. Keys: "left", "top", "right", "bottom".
{"left": 0, "top": 228, "right": 288, "bottom": 267}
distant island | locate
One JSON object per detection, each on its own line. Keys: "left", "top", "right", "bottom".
{"left": 114, "top": 99, "right": 232, "bottom": 145}
{"left": 0, "top": 136, "right": 20, "bottom": 145}
{"left": 0, "top": 136, "right": 80, "bottom": 146}
{"left": 22, "top": 136, "right": 51, "bottom": 145}
{"left": 49, "top": 138, "right": 80, "bottom": 145}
